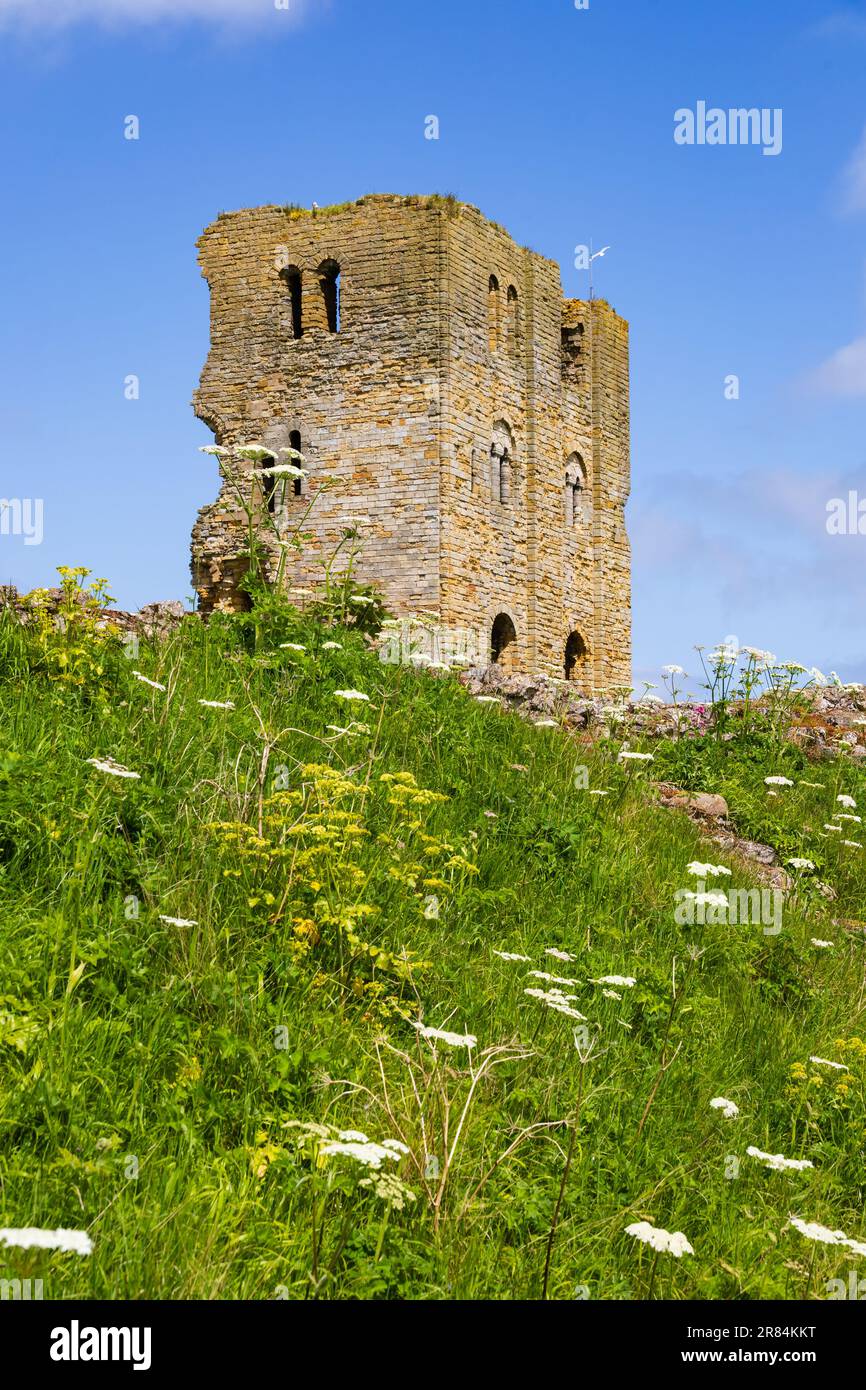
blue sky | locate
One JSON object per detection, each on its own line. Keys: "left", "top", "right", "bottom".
{"left": 1, "top": 0, "right": 865, "bottom": 684}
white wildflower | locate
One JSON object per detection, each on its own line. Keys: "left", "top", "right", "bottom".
{"left": 320, "top": 1140, "right": 401, "bottom": 1169}
{"left": 746, "top": 1145, "right": 813, "bottom": 1172}
{"left": 837, "top": 794, "right": 857, "bottom": 809}
{"left": 199, "top": 699, "right": 235, "bottom": 710}
{"left": 260, "top": 463, "right": 307, "bottom": 478}
{"left": 709, "top": 1097, "right": 740, "bottom": 1119}
{"left": 809, "top": 1056, "right": 848, "bottom": 1071}
{"left": 528, "top": 971, "right": 580, "bottom": 986}
{"left": 592, "top": 975, "right": 636, "bottom": 988}
{"left": 764, "top": 776, "right": 794, "bottom": 787}
{"left": 321, "top": 641, "right": 342, "bottom": 651}
{"left": 0, "top": 1227, "right": 92, "bottom": 1256}
{"left": 811, "top": 939, "right": 834, "bottom": 949}
{"left": 236, "top": 443, "right": 276, "bottom": 461}
{"left": 618, "top": 751, "right": 654, "bottom": 763}
{"left": 493, "top": 950, "right": 532, "bottom": 962}
{"left": 159, "top": 915, "right": 198, "bottom": 928}
{"left": 524, "top": 988, "right": 586, "bottom": 1020}
{"left": 787, "top": 857, "right": 815, "bottom": 871}
{"left": 279, "top": 642, "right": 307, "bottom": 652}
{"left": 788, "top": 1216, "right": 866, "bottom": 1258}
{"left": 412, "top": 1022, "right": 477, "bottom": 1048}
{"left": 679, "top": 890, "right": 730, "bottom": 909}
{"left": 132, "top": 671, "right": 166, "bottom": 692}
{"left": 86, "top": 757, "right": 140, "bottom": 780}
{"left": 625, "top": 1221, "right": 694, "bottom": 1257}
{"left": 545, "top": 948, "right": 576, "bottom": 962}
{"left": 687, "top": 862, "right": 732, "bottom": 878}
{"left": 333, "top": 689, "right": 370, "bottom": 702}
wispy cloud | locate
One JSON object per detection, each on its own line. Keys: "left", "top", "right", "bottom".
{"left": 807, "top": 7, "right": 866, "bottom": 41}
{"left": 0, "top": 0, "right": 320, "bottom": 29}
{"left": 810, "top": 334, "right": 866, "bottom": 397}
{"left": 840, "top": 124, "right": 866, "bottom": 214}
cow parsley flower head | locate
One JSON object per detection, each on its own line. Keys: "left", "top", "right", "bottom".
{"left": 321, "top": 641, "right": 342, "bottom": 651}
{"left": 528, "top": 970, "right": 580, "bottom": 986}
{"left": 261, "top": 463, "right": 307, "bottom": 478}
{"left": 545, "top": 948, "right": 575, "bottom": 962}
{"left": 199, "top": 699, "right": 235, "bottom": 710}
{"left": 320, "top": 1140, "right": 402, "bottom": 1169}
{"left": 132, "top": 671, "right": 166, "bottom": 692}
{"left": 837, "top": 794, "right": 857, "bottom": 810}
{"left": 709, "top": 1097, "right": 740, "bottom": 1119}
{"left": 787, "top": 857, "right": 815, "bottom": 871}
{"left": 809, "top": 1056, "right": 848, "bottom": 1070}
{"left": 764, "top": 776, "right": 794, "bottom": 787}
{"left": 662, "top": 664, "right": 686, "bottom": 675}
{"left": 625, "top": 1221, "right": 694, "bottom": 1257}
{"left": 0, "top": 1227, "right": 92, "bottom": 1256}
{"left": 679, "top": 890, "right": 730, "bottom": 909}
{"left": 687, "top": 862, "right": 732, "bottom": 878}
{"left": 592, "top": 975, "right": 636, "bottom": 988}
{"left": 746, "top": 1145, "right": 813, "bottom": 1172}
{"left": 334, "top": 689, "right": 370, "bottom": 702}
{"left": 524, "top": 988, "right": 586, "bottom": 1020}
{"left": 159, "top": 915, "right": 198, "bottom": 928}
{"left": 811, "top": 939, "right": 834, "bottom": 949}
{"left": 618, "top": 751, "right": 654, "bottom": 763}
{"left": 236, "top": 443, "right": 276, "bottom": 461}
{"left": 788, "top": 1216, "right": 866, "bottom": 1258}
{"left": 412, "top": 1022, "right": 477, "bottom": 1048}
{"left": 86, "top": 757, "right": 140, "bottom": 780}
{"left": 493, "top": 950, "right": 531, "bottom": 962}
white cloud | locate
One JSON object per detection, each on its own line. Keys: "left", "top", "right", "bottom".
{"left": 810, "top": 334, "right": 866, "bottom": 396}
{"left": 0, "top": 0, "right": 318, "bottom": 29}
{"left": 841, "top": 124, "right": 866, "bottom": 214}
{"left": 809, "top": 9, "right": 866, "bottom": 42}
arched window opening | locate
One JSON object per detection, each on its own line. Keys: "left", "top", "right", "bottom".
{"left": 491, "top": 612, "right": 517, "bottom": 670}
{"left": 564, "top": 631, "right": 589, "bottom": 684}
{"left": 488, "top": 275, "right": 500, "bottom": 352}
{"left": 280, "top": 265, "right": 303, "bottom": 338}
{"left": 318, "top": 260, "right": 341, "bottom": 332}
{"left": 565, "top": 453, "right": 587, "bottom": 526}
{"left": 491, "top": 421, "right": 514, "bottom": 505}
{"left": 289, "top": 429, "right": 303, "bottom": 497}
{"left": 562, "top": 320, "right": 585, "bottom": 383}
{"left": 507, "top": 285, "right": 519, "bottom": 354}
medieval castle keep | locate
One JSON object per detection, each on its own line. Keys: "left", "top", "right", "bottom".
{"left": 191, "top": 194, "right": 631, "bottom": 690}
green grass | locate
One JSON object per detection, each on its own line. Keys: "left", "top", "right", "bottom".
{"left": 1, "top": 595, "right": 866, "bottom": 1301}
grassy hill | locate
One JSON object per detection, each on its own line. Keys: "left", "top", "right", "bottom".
{"left": 1, "top": 572, "right": 865, "bottom": 1300}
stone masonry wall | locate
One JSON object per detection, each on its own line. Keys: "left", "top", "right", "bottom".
{"left": 190, "top": 194, "right": 631, "bottom": 691}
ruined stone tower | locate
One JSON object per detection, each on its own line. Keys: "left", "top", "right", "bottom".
{"left": 191, "top": 194, "right": 631, "bottom": 690}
